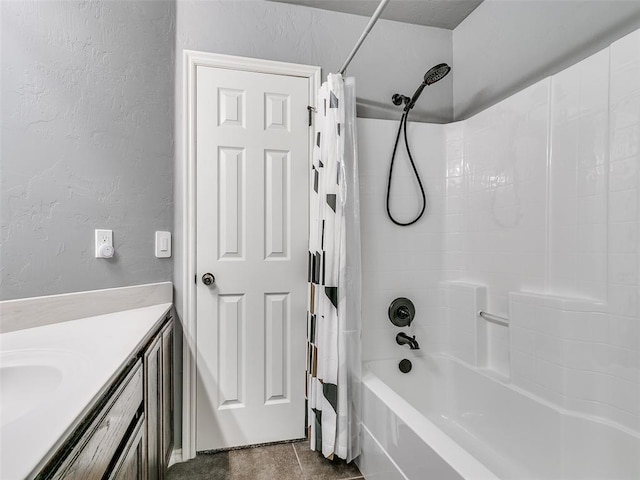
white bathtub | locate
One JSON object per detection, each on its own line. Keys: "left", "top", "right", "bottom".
{"left": 357, "top": 354, "right": 640, "bottom": 480}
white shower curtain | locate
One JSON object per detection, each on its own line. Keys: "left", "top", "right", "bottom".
{"left": 306, "top": 74, "right": 362, "bottom": 462}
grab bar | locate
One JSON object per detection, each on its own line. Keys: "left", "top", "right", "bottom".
{"left": 478, "top": 311, "right": 509, "bottom": 327}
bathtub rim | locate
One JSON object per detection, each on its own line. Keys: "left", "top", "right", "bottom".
{"left": 361, "top": 368, "right": 500, "bottom": 480}
{"left": 362, "top": 353, "right": 640, "bottom": 480}
{"left": 365, "top": 353, "right": 640, "bottom": 440}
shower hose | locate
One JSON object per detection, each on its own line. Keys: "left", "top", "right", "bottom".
{"left": 386, "top": 111, "right": 427, "bottom": 226}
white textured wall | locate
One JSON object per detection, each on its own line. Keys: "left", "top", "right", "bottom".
{"left": 453, "top": 0, "right": 640, "bottom": 120}
{"left": 0, "top": 1, "right": 175, "bottom": 300}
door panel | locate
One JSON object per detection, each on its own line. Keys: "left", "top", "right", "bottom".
{"left": 264, "top": 149, "right": 290, "bottom": 260}
{"left": 264, "top": 292, "right": 289, "bottom": 404}
{"left": 195, "top": 65, "right": 309, "bottom": 451}
{"left": 218, "top": 294, "right": 244, "bottom": 408}
{"left": 217, "top": 147, "right": 244, "bottom": 260}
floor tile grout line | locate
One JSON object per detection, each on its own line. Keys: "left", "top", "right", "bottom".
{"left": 292, "top": 442, "right": 364, "bottom": 480}
{"left": 292, "top": 442, "right": 304, "bottom": 473}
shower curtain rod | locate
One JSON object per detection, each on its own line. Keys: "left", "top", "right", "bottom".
{"left": 338, "top": 0, "right": 391, "bottom": 75}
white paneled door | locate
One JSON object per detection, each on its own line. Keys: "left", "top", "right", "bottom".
{"left": 195, "top": 65, "right": 309, "bottom": 451}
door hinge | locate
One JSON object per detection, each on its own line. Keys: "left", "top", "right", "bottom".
{"left": 195, "top": 274, "right": 197, "bottom": 285}
{"left": 307, "top": 105, "right": 316, "bottom": 127}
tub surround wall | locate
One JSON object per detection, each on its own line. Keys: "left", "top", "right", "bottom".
{"left": 509, "top": 292, "right": 638, "bottom": 432}
{"left": 357, "top": 118, "right": 447, "bottom": 362}
{"left": 0, "top": 0, "right": 175, "bottom": 301}
{"left": 445, "top": 29, "right": 640, "bottom": 311}
{"left": 441, "top": 29, "right": 640, "bottom": 433}
{"left": 548, "top": 49, "right": 610, "bottom": 301}
{"left": 444, "top": 78, "right": 550, "bottom": 316}
{"left": 359, "top": 28, "right": 640, "bottom": 435}
{"left": 442, "top": 283, "right": 480, "bottom": 366}
{"left": 440, "top": 282, "right": 510, "bottom": 378}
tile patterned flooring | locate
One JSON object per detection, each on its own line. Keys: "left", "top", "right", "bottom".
{"left": 167, "top": 441, "right": 363, "bottom": 480}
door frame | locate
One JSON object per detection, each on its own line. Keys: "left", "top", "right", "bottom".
{"left": 181, "top": 50, "right": 321, "bottom": 460}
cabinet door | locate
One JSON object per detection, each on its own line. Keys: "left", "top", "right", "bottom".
{"left": 161, "top": 321, "right": 174, "bottom": 466}
{"left": 145, "top": 335, "right": 162, "bottom": 480}
{"left": 109, "top": 416, "right": 146, "bottom": 480}
{"left": 52, "top": 364, "right": 143, "bottom": 480}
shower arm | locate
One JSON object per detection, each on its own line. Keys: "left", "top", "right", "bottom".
{"left": 338, "top": 0, "right": 391, "bottom": 76}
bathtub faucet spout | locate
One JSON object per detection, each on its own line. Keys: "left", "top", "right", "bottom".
{"left": 396, "top": 332, "right": 420, "bottom": 350}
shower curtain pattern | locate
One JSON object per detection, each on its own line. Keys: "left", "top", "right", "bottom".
{"left": 306, "top": 74, "right": 360, "bottom": 462}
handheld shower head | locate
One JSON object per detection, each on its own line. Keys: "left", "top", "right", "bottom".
{"left": 387, "top": 63, "right": 451, "bottom": 227}
{"left": 403, "top": 62, "right": 451, "bottom": 111}
{"left": 424, "top": 63, "right": 451, "bottom": 86}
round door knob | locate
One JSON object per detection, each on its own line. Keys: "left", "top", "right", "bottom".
{"left": 202, "top": 273, "right": 215, "bottom": 286}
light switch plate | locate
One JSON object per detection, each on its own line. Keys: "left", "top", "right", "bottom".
{"left": 95, "top": 229, "right": 113, "bottom": 258}
{"left": 155, "top": 231, "right": 172, "bottom": 258}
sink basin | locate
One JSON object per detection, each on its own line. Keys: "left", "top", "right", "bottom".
{"left": 0, "top": 350, "right": 86, "bottom": 427}
{"left": 1, "top": 364, "right": 64, "bottom": 426}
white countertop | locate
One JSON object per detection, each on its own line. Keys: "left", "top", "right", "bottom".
{"left": 0, "top": 303, "right": 172, "bottom": 480}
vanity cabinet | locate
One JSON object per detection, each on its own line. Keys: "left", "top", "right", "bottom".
{"left": 145, "top": 319, "right": 174, "bottom": 479}
{"left": 50, "top": 362, "right": 144, "bottom": 480}
{"left": 38, "top": 314, "right": 173, "bottom": 480}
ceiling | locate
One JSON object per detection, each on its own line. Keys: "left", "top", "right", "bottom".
{"left": 267, "top": 0, "right": 484, "bottom": 30}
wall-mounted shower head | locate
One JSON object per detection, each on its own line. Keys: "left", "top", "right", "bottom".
{"left": 403, "top": 62, "right": 451, "bottom": 112}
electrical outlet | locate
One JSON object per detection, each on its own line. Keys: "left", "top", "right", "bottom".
{"left": 95, "top": 229, "right": 114, "bottom": 258}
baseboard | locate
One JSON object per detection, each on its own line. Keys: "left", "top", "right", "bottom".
{"left": 197, "top": 437, "right": 306, "bottom": 455}
{"left": 168, "top": 448, "right": 183, "bottom": 467}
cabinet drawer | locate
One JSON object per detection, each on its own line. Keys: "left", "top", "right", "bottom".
{"left": 52, "top": 361, "right": 144, "bottom": 480}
